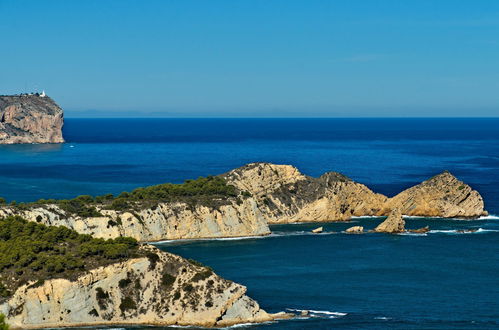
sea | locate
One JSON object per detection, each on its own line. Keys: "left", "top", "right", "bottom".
{"left": 1, "top": 118, "right": 498, "bottom": 329}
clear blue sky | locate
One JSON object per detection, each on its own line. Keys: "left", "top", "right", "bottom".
{"left": 1, "top": 0, "right": 498, "bottom": 117}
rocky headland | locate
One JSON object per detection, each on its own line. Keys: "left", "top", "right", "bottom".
{"left": 223, "top": 163, "right": 487, "bottom": 222}
{"left": 0, "top": 94, "right": 64, "bottom": 144}
{"left": 0, "top": 216, "right": 285, "bottom": 329}
{"left": 0, "top": 163, "right": 487, "bottom": 241}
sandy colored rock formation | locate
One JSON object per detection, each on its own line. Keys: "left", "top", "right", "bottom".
{"left": 223, "top": 163, "right": 387, "bottom": 223}
{"left": 0, "top": 245, "right": 281, "bottom": 328}
{"left": 312, "top": 226, "right": 323, "bottom": 233}
{"left": 380, "top": 171, "right": 487, "bottom": 218}
{"left": 408, "top": 226, "right": 430, "bottom": 234}
{"left": 0, "top": 164, "right": 487, "bottom": 242}
{"left": 0, "top": 94, "right": 64, "bottom": 144}
{"left": 346, "top": 226, "right": 364, "bottom": 233}
{"left": 0, "top": 197, "right": 270, "bottom": 241}
{"left": 374, "top": 209, "right": 405, "bottom": 233}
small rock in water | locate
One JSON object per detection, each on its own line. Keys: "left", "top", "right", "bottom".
{"left": 346, "top": 226, "right": 364, "bottom": 233}
{"left": 312, "top": 227, "right": 323, "bottom": 233}
{"left": 409, "top": 226, "right": 430, "bottom": 233}
{"left": 457, "top": 228, "right": 478, "bottom": 233}
{"left": 300, "top": 310, "right": 309, "bottom": 316}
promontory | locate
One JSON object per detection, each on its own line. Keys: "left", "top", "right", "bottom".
{"left": 0, "top": 163, "right": 487, "bottom": 241}
{"left": 0, "top": 216, "right": 284, "bottom": 328}
{"left": 0, "top": 93, "right": 64, "bottom": 144}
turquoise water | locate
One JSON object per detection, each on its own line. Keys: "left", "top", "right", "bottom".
{"left": 1, "top": 118, "right": 499, "bottom": 328}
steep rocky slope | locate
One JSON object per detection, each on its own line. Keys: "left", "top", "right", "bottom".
{"left": 223, "top": 163, "right": 388, "bottom": 223}
{"left": 1, "top": 246, "right": 276, "bottom": 328}
{"left": 0, "top": 198, "right": 270, "bottom": 241}
{"left": 0, "top": 217, "right": 282, "bottom": 328}
{"left": 0, "top": 94, "right": 64, "bottom": 144}
{"left": 0, "top": 164, "right": 487, "bottom": 242}
{"left": 381, "top": 171, "right": 487, "bottom": 218}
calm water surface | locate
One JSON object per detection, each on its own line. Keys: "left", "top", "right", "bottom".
{"left": 1, "top": 118, "right": 498, "bottom": 329}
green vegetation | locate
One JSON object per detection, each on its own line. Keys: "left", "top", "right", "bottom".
{"left": 119, "top": 296, "right": 137, "bottom": 312}
{"left": 161, "top": 273, "right": 176, "bottom": 287}
{"left": 0, "top": 216, "right": 143, "bottom": 301}
{"left": 9, "top": 176, "right": 246, "bottom": 216}
{"left": 0, "top": 313, "right": 8, "bottom": 330}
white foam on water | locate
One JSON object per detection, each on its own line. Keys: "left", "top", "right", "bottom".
{"left": 429, "top": 228, "right": 499, "bottom": 234}
{"left": 286, "top": 308, "right": 347, "bottom": 319}
{"left": 152, "top": 231, "right": 339, "bottom": 245}
{"left": 221, "top": 321, "right": 276, "bottom": 328}
{"left": 374, "top": 316, "right": 392, "bottom": 320}
{"left": 479, "top": 214, "right": 499, "bottom": 220}
{"left": 397, "top": 232, "right": 428, "bottom": 236}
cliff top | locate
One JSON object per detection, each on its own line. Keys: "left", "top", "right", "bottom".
{"left": 0, "top": 216, "right": 144, "bottom": 302}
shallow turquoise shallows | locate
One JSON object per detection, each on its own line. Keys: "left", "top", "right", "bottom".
{"left": 1, "top": 118, "right": 499, "bottom": 329}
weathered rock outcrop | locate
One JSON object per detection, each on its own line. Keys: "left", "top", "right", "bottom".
{"left": 0, "top": 94, "right": 64, "bottom": 144}
{"left": 374, "top": 209, "right": 405, "bottom": 233}
{"left": 346, "top": 226, "right": 364, "bottom": 233}
{"left": 223, "top": 163, "right": 387, "bottom": 223}
{"left": 0, "top": 197, "right": 270, "bottom": 241}
{"left": 381, "top": 171, "right": 487, "bottom": 218}
{"left": 0, "top": 245, "right": 281, "bottom": 328}
{"left": 0, "top": 164, "right": 487, "bottom": 241}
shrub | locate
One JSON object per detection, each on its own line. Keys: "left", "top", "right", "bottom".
{"left": 0, "top": 313, "right": 8, "bottom": 330}
{"left": 119, "top": 296, "right": 137, "bottom": 312}
{"left": 119, "top": 278, "right": 132, "bottom": 288}
{"left": 161, "top": 273, "right": 176, "bottom": 287}
{"left": 0, "top": 216, "right": 142, "bottom": 300}
{"left": 192, "top": 269, "right": 213, "bottom": 282}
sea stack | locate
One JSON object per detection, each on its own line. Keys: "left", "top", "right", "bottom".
{"left": 0, "top": 93, "right": 64, "bottom": 144}
{"left": 375, "top": 209, "right": 405, "bottom": 233}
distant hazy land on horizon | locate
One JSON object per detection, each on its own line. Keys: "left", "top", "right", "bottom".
{"left": 1, "top": 117, "right": 499, "bottom": 329}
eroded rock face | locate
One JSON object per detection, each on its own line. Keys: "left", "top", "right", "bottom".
{"left": 0, "top": 95, "right": 64, "bottom": 144}
{"left": 380, "top": 171, "right": 487, "bottom": 218}
{"left": 0, "top": 197, "right": 270, "bottom": 241}
{"left": 223, "top": 163, "right": 387, "bottom": 223}
{"left": 0, "top": 246, "right": 275, "bottom": 328}
{"left": 374, "top": 209, "right": 405, "bottom": 233}
{"left": 0, "top": 165, "right": 487, "bottom": 242}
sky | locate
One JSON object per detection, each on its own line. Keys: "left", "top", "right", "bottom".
{"left": 0, "top": 0, "right": 498, "bottom": 117}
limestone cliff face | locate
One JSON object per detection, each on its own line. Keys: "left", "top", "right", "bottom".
{"left": 223, "top": 163, "right": 387, "bottom": 223}
{"left": 0, "top": 165, "right": 487, "bottom": 242}
{"left": 0, "top": 197, "right": 270, "bottom": 241}
{"left": 380, "top": 171, "right": 487, "bottom": 218}
{"left": 0, "top": 246, "right": 275, "bottom": 328}
{"left": 0, "top": 94, "right": 64, "bottom": 144}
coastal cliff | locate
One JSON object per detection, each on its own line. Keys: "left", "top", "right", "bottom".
{"left": 223, "top": 163, "right": 387, "bottom": 223}
{"left": 0, "top": 94, "right": 64, "bottom": 144}
{"left": 0, "top": 197, "right": 270, "bottom": 241}
{"left": 0, "top": 164, "right": 487, "bottom": 241}
{"left": 1, "top": 248, "right": 274, "bottom": 328}
{"left": 0, "top": 217, "right": 278, "bottom": 328}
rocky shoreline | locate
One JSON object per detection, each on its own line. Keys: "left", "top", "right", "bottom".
{"left": 0, "top": 163, "right": 486, "bottom": 242}
{"left": 0, "top": 162, "right": 490, "bottom": 329}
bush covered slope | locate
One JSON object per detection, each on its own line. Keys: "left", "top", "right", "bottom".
{"left": 0, "top": 216, "right": 143, "bottom": 301}
{"left": 9, "top": 176, "right": 241, "bottom": 217}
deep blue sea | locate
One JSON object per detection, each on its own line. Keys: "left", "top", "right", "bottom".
{"left": 1, "top": 118, "right": 499, "bottom": 329}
